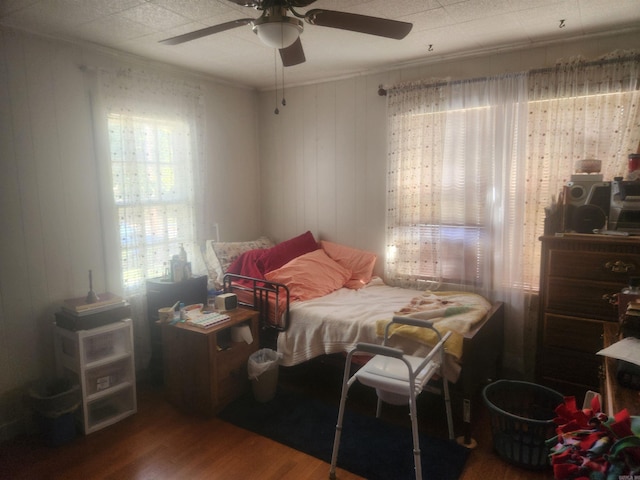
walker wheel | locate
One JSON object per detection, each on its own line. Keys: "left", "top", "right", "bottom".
{"left": 456, "top": 435, "right": 478, "bottom": 449}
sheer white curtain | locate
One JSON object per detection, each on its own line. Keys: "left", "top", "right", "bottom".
{"left": 521, "top": 54, "right": 640, "bottom": 375}
{"left": 526, "top": 53, "right": 640, "bottom": 250}
{"left": 386, "top": 73, "right": 529, "bottom": 373}
{"left": 89, "top": 67, "right": 205, "bottom": 370}
{"left": 386, "top": 54, "right": 640, "bottom": 377}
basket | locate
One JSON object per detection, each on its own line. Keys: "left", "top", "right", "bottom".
{"left": 29, "top": 378, "right": 80, "bottom": 418}
{"left": 482, "top": 380, "right": 563, "bottom": 469}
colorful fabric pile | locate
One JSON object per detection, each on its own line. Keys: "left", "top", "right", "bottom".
{"left": 547, "top": 395, "right": 640, "bottom": 479}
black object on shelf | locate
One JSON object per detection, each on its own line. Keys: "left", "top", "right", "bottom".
{"left": 55, "top": 304, "right": 131, "bottom": 331}
{"left": 145, "top": 275, "right": 208, "bottom": 386}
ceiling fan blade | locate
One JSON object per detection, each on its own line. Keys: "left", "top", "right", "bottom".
{"left": 159, "top": 18, "right": 253, "bottom": 45}
{"left": 226, "top": 0, "right": 261, "bottom": 6}
{"left": 279, "top": 37, "right": 305, "bottom": 66}
{"left": 305, "top": 9, "right": 412, "bottom": 40}
{"left": 287, "top": 0, "right": 318, "bottom": 6}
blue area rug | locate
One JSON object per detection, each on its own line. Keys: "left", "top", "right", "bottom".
{"left": 219, "top": 388, "right": 470, "bottom": 480}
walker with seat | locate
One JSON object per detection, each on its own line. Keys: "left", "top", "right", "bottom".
{"left": 329, "top": 316, "right": 454, "bottom": 480}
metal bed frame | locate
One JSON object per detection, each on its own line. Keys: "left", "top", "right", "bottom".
{"left": 223, "top": 272, "right": 505, "bottom": 447}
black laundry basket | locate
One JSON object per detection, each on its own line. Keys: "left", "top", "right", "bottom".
{"left": 28, "top": 378, "right": 80, "bottom": 447}
{"left": 482, "top": 380, "right": 563, "bottom": 469}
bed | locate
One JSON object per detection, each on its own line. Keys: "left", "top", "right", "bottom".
{"left": 205, "top": 231, "right": 505, "bottom": 445}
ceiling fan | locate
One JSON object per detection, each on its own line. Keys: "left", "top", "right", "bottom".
{"left": 159, "top": 0, "right": 413, "bottom": 67}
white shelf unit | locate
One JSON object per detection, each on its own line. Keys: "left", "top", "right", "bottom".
{"left": 54, "top": 318, "right": 137, "bottom": 434}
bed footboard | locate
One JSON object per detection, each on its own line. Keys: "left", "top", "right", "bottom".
{"left": 456, "top": 301, "right": 505, "bottom": 447}
{"left": 222, "top": 274, "right": 291, "bottom": 337}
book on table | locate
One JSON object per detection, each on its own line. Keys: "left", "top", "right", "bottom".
{"left": 55, "top": 303, "right": 131, "bottom": 331}
{"left": 62, "top": 292, "right": 126, "bottom": 316}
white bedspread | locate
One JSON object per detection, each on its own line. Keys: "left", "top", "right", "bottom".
{"left": 276, "top": 278, "right": 466, "bottom": 382}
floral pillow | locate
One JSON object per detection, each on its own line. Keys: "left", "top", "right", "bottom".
{"left": 205, "top": 236, "right": 274, "bottom": 283}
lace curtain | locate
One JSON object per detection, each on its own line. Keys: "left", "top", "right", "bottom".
{"left": 385, "top": 54, "right": 640, "bottom": 376}
{"left": 89, "top": 67, "right": 205, "bottom": 370}
{"left": 526, "top": 54, "right": 640, "bottom": 245}
{"left": 385, "top": 73, "right": 529, "bottom": 372}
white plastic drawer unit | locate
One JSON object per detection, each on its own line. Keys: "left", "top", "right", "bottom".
{"left": 57, "top": 319, "right": 133, "bottom": 367}
{"left": 84, "top": 357, "right": 134, "bottom": 397}
{"left": 54, "top": 318, "right": 137, "bottom": 434}
{"left": 86, "top": 385, "right": 136, "bottom": 433}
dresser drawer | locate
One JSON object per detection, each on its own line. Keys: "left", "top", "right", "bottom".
{"left": 548, "top": 250, "right": 639, "bottom": 282}
{"left": 543, "top": 314, "right": 603, "bottom": 353}
{"left": 538, "top": 346, "right": 601, "bottom": 390}
{"left": 545, "top": 278, "right": 619, "bottom": 321}
{"left": 538, "top": 235, "right": 640, "bottom": 399}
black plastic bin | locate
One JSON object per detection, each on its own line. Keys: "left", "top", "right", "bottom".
{"left": 29, "top": 378, "right": 80, "bottom": 447}
{"left": 482, "top": 380, "right": 563, "bottom": 469}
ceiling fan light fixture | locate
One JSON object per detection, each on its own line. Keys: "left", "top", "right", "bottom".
{"left": 252, "top": 15, "right": 303, "bottom": 49}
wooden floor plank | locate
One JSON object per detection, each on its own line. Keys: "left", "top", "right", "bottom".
{"left": 1, "top": 363, "right": 555, "bottom": 480}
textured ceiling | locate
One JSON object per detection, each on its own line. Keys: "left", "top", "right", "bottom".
{"left": 1, "top": 0, "right": 639, "bottom": 90}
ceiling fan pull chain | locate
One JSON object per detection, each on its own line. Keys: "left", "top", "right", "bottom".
{"left": 281, "top": 61, "right": 286, "bottom": 107}
{"left": 274, "top": 49, "right": 279, "bottom": 114}
{"left": 280, "top": 21, "right": 286, "bottom": 108}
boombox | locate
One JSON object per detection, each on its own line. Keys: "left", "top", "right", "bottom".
{"left": 564, "top": 174, "right": 611, "bottom": 233}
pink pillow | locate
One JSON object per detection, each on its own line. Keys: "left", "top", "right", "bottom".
{"left": 264, "top": 249, "right": 351, "bottom": 302}
{"left": 257, "top": 231, "right": 319, "bottom": 274}
{"left": 320, "top": 240, "right": 377, "bottom": 289}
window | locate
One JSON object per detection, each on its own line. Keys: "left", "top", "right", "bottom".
{"left": 386, "top": 60, "right": 640, "bottom": 293}
{"left": 108, "top": 113, "right": 195, "bottom": 293}
{"left": 405, "top": 224, "right": 484, "bottom": 283}
{"left": 385, "top": 73, "right": 528, "bottom": 293}
{"left": 385, "top": 56, "right": 640, "bottom": 377}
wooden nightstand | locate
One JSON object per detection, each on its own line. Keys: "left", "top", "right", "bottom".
{"left": 161, "top": 308, "right": 259, "bottom": 415}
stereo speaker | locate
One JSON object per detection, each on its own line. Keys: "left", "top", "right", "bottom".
{"left": 569, "top": 204, "right": 607, "bottom": 233}
{"left": 566, "top": 180, "right": 611, "bottom": 212}
{"left": 564, "top": 178, "right": 611, "bottom": 233}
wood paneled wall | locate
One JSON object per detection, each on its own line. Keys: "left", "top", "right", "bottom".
{"left": 257, "top": 75, "right": 389, "bottom": 271}
{"left": 0, "top": 28, "right": 260, "bottom": 440}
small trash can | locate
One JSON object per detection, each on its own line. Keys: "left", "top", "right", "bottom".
{"left": 482, "top": 379, "right": 563, "bottom": 469}
{"left": 248, "top": 348, "right": 281, "bottom": 402}
{"left": 28, "top": 378, "right": 80, "bottom": 447}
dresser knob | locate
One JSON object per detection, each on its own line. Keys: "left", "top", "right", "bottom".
{"left": 604, "top": 260, "right": 636, "bottom": 273}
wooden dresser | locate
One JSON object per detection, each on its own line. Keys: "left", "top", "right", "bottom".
{"left": 537, "top": 234, "right": 640, "bottom": 399}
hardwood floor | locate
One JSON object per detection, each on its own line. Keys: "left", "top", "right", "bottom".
{"left": 1, "top": 360, "right": 555, "bottom": 480}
